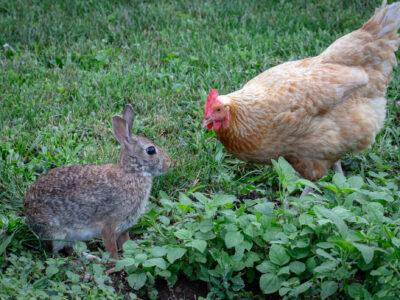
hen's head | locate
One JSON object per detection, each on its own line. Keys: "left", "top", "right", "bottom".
{"left": 202, "top": 89, "right": 230, "bottom": 130}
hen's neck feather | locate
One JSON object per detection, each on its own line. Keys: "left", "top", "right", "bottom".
{"left": 215, "top": 88, "right": 269, "bottom": 153}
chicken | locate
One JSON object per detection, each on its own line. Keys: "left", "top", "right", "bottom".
{"left": 202, "top": 1, "right": 400, "bottom": 194}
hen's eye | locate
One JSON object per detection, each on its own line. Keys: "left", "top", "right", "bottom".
{"left": 216, "top": 108, "right": 221, "bottom": 112}
{"left": 146, "top": 146, "right": 156, "bottom": 155}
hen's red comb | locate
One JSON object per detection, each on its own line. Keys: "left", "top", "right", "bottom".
{"left": 204, "top": 89, "right": 218, "bottom": 116}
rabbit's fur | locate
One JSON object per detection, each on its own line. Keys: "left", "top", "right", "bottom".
{"left": 24, "top": 105, "right": 170, "bottom": 259}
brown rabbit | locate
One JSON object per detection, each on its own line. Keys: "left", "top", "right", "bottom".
{"left": 24, "top": 105, "right": 171, "bottom": 259}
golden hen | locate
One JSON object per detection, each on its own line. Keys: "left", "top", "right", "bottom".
{"left": 203, "top": 1, "right": 400, "bottom": 194}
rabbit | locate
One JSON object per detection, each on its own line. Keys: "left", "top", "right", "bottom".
{"left": 24, "top": 104, "right": 171, "bottom": 259}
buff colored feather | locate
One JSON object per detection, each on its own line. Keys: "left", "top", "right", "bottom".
{"left": 204, "top": 1, "right": 400, "bottom": 181}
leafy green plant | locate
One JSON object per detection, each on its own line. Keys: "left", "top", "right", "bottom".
{"left": 110, "top": 158, "right": 400, "bottom": 299}
{"left": 1, "top": 0, "right": 399, "bottom": 298}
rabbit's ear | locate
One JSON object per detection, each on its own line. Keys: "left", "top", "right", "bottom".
{"left": 123, "top": 105, "right": 134, "bottom": 136}
{"left": 112, "top": 116, "right": 131, "bottom": 145}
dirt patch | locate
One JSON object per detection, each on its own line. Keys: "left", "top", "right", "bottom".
{"left": 108, "top": 270, "right": 134, "bottom": 297}
{"left": 109, "top": 271, "right": 208, "bottom": 300}
{"left": 152, "top": 276, "right": 208, "bottom": 300}
{"left": 235, "top": 190, "right": 282, "bottom": 207}
{"left": 235, "top": 190, "right": 259, "bottom": 201}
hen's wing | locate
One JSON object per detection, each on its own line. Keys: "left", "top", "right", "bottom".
{"left": 241, "top": 59, "right": 368, "bottom": 117}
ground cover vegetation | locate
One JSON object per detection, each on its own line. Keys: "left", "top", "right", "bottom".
{"left": 1, "top": 0, "right": 399, "bottom": 298}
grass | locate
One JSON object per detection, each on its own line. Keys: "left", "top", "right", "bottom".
{"left": 1, "top": 0, "right": 400, "bottom": 298}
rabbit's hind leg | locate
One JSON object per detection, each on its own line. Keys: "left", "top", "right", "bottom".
{"left": 101, "top": 226, "right": 119, "bottom": 260}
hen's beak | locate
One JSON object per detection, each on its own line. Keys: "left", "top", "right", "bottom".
{"left": 202, "top": 117, "right": 212, "bottom": 128}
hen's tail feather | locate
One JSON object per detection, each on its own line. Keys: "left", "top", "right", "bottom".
{"left": 363, "top": 1, "right": 400, "bottom": 38}
{"left": 320, "top": 1, "right": 400, "bottom": 90}
{"left": 361, "top": 1, "right": 400, "bottom": 78}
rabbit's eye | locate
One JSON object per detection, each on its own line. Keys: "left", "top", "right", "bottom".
{"left": 146, "top": 146, "right": 156, "bottom": 155}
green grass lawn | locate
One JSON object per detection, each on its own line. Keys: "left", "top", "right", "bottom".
{"left": 1, "top": 0, "right": 399, "bottom": 298}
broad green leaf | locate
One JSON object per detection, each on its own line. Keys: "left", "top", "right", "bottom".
{"left": 290, "top": 247, "right": 310, "bottom": 259}
{"left": 314, "top": 261, "right": 337, "bottom": 273}
{"left": 272, "top": 157, "right": 297, "bottom": 193}
{"left": 316, "top": 248, "right": 335, "bottom": 260}
{"left": 93, "top": 264, "right": 108, "bottom": 286}
{"left": 353, "top": 243, "right": 374, "bottom": 264}
{"left": 275, "top": 232, "right": 289, "bottom": 243}
{"left": 115, "top": 258, "right": 136, "bottom": 272}
{"left": 231, "top": 275, "right": 245, "bottom": 291}
{"left": 135, "top": 253, "right": 147, "bottom": 262}
{"left": 320, "top": 182, "right": 339, "bottom": 193}
{"left": 174, "top": 229, "right": 192, "bottom": 240}
{"left": 158, "top": 215, "right": 170, "bottom": 225}
{"left": 244, "top": 251, "right": 260, "bottom": 267}
{"left": 149, "top": 246, "right": 168, "bottom": 257}
{"left": 277, "top": 266, "right": 290, "bottom": 275}
{"left": 347, "top": 176, "right": 364, "bottom": 189}
{"left": 296, "top": 178, "right": 320, "bottom": 191}
{"left": 279, "top": 287, "right": 291, "bottom": 296}
{"left": 262, "top": 227, "right": 283, "bottom": 242}
{"left": 329, "top": 237, "right": 356, "bottom": 251}
{"left": 289, "top": 261, "right": 306, "bottom": 275}
{"left": 332, "top": 173, "right": 346, "bottom": 189}
{"left": 232, "top": 244, "right": 245, "bottom": 262}
{"left": 142, "top": 258, "right": 167, "bottom": 269}
{"left": 315, "top": 206, "right": 348, "bottom": 239}
{"left": 158, "top": 190, "right": 170, "bottom": 200}
{"left": 157, "top": 269, "right": 171, "bottom": 278}
{"left": 332, "top": 206, "right": 353, "bottom": 219}
{"left": 306, "top": 257, "right": 317, "bottom": 271}
{"left": 178, "top": 192, "right": 192, "bottom": 205}
{"left": 290, "top": 280, "right": 312, "bottom": 297}
{"left": 299, "top": 214, "right": 315, "bottom": 228}
{"left": 365, "top": 202, "right": 384, "bottom": 224}
{"left": 211, "top": 194, "right": 236, "bottom": 207}
{"left": 260, "top": 273, "right": 281, "bottom": 294}
{"left": 187, "top": 239, "right": 207, "bottom": 253}
{"left": 253, "top": 202, "right": 274, "bottom": 215}
{"left": 369, "top": 192, "right": 394, "bottom": 202}
{"left": 166, "top": 247, "right": 186, "bottom": 263}
{"left": 46, "top": 265, "right": 59, "bottom": 277}
{"left": 316, "top": 242, "right": 334, "bottom": 249}
{"left": 195, "top": 231, "right": 216, "bottom": 240}
{"left": 278, "top": 157, "right": 296, "bottom": 181}
{"left": 392, "top": 237, "right": 400, "bottom": 248}
{"left": 256, "top": 260, "right": 278, "bottom": 274}
{"left": 293, "top": 238, "right": 310, "bottom": 248}
{"left": 321, "top": 281, "right": 338, "bottom": 299}
{"left": 192, "top": 192, "right": 210, "bottom": 204}
{"left": 283, "top": 223, "right": 297, "bottom": 234}
{"left": 199, "top": 219, "right": 213, "bottom": 233}
{"left": 347, "top": 216, "right": 369, "bottom": 225}
{"left": 269, "top": 244, "right": 290, "bottom": 266}
{"left": 347, "top": 283, "right": 363, "bottom": 298}
{"left": 66, "top": 271, "right": 80, "bottom": 283}
{"left": 127, "top": 272, "right": 146, "bottom": 290}
{"left": 225, "top": 231, "right": 244, "bottom": 248}
{"left": 177, "top": 193, "right": 193, "bottom": 211}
